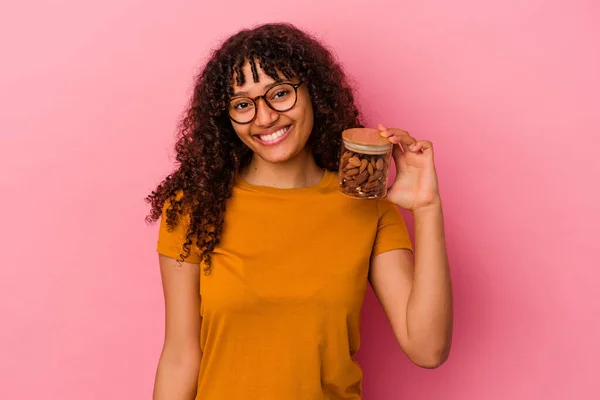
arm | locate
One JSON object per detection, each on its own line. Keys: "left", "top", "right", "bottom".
{"left": 153, "top": 255, "right": 202, "bottom": 399}
{"left": 369, "top": 202, "right": 452, "bottom": 368}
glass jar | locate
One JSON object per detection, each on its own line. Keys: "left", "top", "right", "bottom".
{"left": 338, "top": 128, "right": 393, "bottom": 199}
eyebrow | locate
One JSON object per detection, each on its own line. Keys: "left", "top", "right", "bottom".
{"left": 232, "top": 79, "right": 289, "bottom": 98}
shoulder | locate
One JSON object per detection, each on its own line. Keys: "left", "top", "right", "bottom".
{"left": 372, "top": 199, "right": 413, "bottom": 253}
{"left": 156, "top": 190, "right": 202, "bottom": 264}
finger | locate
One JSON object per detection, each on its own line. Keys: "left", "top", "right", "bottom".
{"left": 410, "top": 140, "right": 433, "bottom": 153}
{"left": 392, "top": 143, "right": 404, "bottom": 165}
{"left": 393, "top": 131, "right": 417, "bottom": 149}
{"left": 387, "top": 136, "right": 411, "bottom": 153}
{"left": 386, "top": 128, "right": 414, "bottom": 140}
{"left": 378, "top": 124, "right": 394, "bottom": 138}
{"left": 381, "top": 127, "right": 416, "bottom": 148}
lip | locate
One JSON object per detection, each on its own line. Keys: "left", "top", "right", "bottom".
{"left": 254, "top": 125, "right": 293, "bottom": 147}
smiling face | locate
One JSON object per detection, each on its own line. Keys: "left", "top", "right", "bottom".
{"left": 229, "top": 61, "right": 314, "bottom": 165}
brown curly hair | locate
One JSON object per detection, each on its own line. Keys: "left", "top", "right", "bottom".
{"left": 145, "top": 22, "right": 362, "bottom": 274}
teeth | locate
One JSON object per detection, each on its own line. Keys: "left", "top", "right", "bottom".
{"left": 259, "top": 126, "right": 288, "bottom": 142}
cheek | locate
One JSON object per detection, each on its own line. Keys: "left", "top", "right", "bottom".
{"left": 292, "top": 99, "right": 314, "bottom": 130}
{"left": 301, "top": 104, "right": 314, "bottom": 134}
{"left": 233, "top": 125, "right": 252, "bottom": 142}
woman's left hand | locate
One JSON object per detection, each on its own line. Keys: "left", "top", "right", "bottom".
{"left": 378, "top": 123, "right": 441, "bottom": 212}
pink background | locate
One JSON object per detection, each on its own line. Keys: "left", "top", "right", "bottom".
{"left": 1, "top": 1, "right": 598, "bottom": 399}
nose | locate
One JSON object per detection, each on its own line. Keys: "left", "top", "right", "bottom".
{"left": 254, "top": 98, "right": 279, "bottom": 127}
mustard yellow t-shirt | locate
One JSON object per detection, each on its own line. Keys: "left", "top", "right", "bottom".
{"left": 156, "top": 170, "right": 412, "bottom": 400}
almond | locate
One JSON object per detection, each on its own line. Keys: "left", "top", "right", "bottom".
{"left": 368, "top": 170, "right": 383, "bottom": 182}
{"left": 345, "top": 167, "right": 360, "bottom": 177}
{"left": 345, "top": 179, "right": 361, "bottom": 188}
{"left": 364, "top": 180, "right": 380, "bottom": 189}
{"left": 376, "top": 158, "right": 384, "bottom": 171}
{"left": 354, "top": 170, "right": 369, "bottom": 185}
{"left": 348, "top": 157, "right": 361, "bottom": 167}
{"left": 341, "top": 151, "right": 353, "bottom": 165}
{"left": 359, "top": 159, "right": 368, "bottom": 173}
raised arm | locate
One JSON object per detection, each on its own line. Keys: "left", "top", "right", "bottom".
{"left": 370, "top": 124, "right": 453, "bottom": 368}
{"left": 369, "top": 204, "right": 452, "bottom": 368}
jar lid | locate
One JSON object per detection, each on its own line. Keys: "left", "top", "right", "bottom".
{"left": 342, "top": 128, "right": 392, "bottom": 154}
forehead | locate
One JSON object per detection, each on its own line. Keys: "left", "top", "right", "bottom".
{"left": 231, "top": 61, "right": 287, "bottom": 92}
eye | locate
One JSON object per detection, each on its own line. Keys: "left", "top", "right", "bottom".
{"left": 232, "top": 100, "right": 254, "bottom": 112}
{"left": 271, "top": 88, "right": 290, "bottom": 100}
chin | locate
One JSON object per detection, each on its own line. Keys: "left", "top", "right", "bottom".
{"left": 257, "top": 147, "right": 302, "bottom": 164}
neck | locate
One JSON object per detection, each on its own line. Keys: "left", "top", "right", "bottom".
{"left": 240, "top": 147, "right": 324, "bottom": 189}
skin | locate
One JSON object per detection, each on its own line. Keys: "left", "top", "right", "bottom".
{"left": 154, "top": 256, "right": 201, "bottom": 400}
{"left": 154, "top": 61, "right": 453, "bottom": 399}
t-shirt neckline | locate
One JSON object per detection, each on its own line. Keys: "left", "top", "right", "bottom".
{"left": 235, "top": 169, "right": 335, "bottom": 195}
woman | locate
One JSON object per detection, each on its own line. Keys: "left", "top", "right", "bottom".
{"left": 146, "top": 22, "right": 452, "bottom": 400}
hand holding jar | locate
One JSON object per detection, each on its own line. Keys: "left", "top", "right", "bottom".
{"left": 338, "top": 124, "right": 441, "bottom": 213}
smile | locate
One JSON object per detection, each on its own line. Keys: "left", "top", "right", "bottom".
{"left": 255, "top": 125, "right": 292, "bottom": 146}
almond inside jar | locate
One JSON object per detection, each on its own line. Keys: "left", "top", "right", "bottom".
{"left": 338, "top": 128, "right": 392, "bottom": 199}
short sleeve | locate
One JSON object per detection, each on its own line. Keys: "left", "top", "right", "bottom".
{"left": 156, "top": 197, "right": 202, "bottom": 264}
{"left": 372, "top": 200, "right": 413, "bottom": 256}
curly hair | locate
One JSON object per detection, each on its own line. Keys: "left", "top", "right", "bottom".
{"left": 145, "top": 22, "right": 362, "bottom": 274}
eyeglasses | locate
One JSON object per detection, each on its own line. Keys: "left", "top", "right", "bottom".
{"left": 227, "top": 82, "right": 303, "bottom": 124}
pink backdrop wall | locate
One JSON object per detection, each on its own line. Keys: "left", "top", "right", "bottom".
{"left": 1, "top": 1, "right": 598, "bottom": 399}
